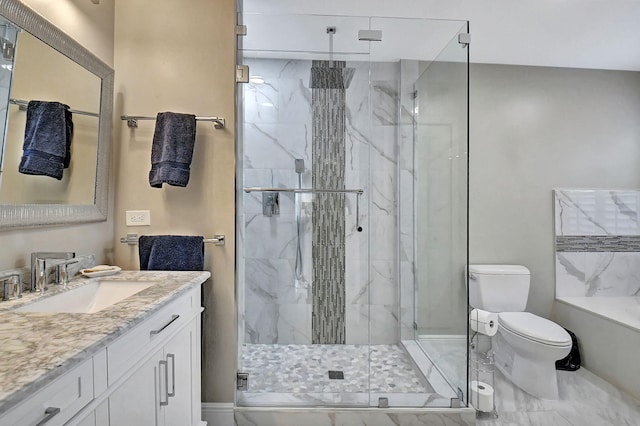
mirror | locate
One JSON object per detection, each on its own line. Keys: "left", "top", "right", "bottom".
{"left": 0, "top": 0, "right": 113, "bottom": 229}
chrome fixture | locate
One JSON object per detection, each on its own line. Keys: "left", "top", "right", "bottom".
{"left": 244, "top": 187, "right": 363, "bottom": 195}
{"left": 262, "top": 192, "right": 280, "bottom": 217}
{"left": 30, "top": 252, "right": 76, "bottom": 293}
{"left": 57, "top": 259, "right": 79, "bottom": 289}
{"left": 358, "top": 29, "right": 382, "bottom": 42}
{"left": 119, "top": 234, "right": 226, "bottom": 246}
{"left": 0, "top": 272, "right": 21, "bottom": 300}
{"left": 308, "top": 27, "right": 355, "bottom": 90}
{"left": 294, "top": 159, "right": 304, "bottom": 280}
{"left": 120, "top": 114, "right": 225, "bottom": 129}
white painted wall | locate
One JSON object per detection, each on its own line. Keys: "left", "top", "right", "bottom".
{"left": 469, "top": 63, "right": 640, "bottom": 318}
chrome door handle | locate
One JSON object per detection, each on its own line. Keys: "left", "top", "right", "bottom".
{"left": 167, "top": 353, "right": 176, "bottom": 397}
{"left": 35, "top": 407, "right": 60, "bottom": 425}
{"left": 159, "top": 360, "right": 169, "bottom": 406}
{"left": 150, "top": 314, "right": 180, "bottom": 336}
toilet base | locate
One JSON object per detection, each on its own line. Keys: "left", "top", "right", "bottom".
{"left": 493, "top": 332, "right": 562, "bottom": 400}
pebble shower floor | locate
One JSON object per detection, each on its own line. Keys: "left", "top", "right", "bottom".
{"left": 240, "top": 344, "right": 433, "bottom": 394}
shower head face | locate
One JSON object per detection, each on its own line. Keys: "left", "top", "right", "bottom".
{"left": 309, "top": 65, "right": 355, "bottom": 89}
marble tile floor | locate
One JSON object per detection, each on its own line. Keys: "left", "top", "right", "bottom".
{"left": 478, "top": 366, "right": 640, "bottom": 426}
{"left": 419, "top": 335, "right": 640, "bottom": 425}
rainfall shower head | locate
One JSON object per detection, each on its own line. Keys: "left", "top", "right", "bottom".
{"left": 309, "top": 27, "right": 355, "bottom": 89}
{"left": 309, "top": 64, "right": 355, "bottom": 89}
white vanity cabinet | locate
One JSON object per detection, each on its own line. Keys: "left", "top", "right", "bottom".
{"left": 108, "top": 317, "right": 200, "bottom": 426}
{"left": 99, "top": 285, "right": 203, "bottom": 426}
{"left": 0, "top": 283, "right": 205, "bottom": 426}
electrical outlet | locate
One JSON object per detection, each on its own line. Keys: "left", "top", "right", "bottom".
{"left": 126, "top": 210, "right": 151, "bottom": 226}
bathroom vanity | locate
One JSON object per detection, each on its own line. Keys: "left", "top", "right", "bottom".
{"left": 0, "top": 270, "right": 209, "bottom": 426}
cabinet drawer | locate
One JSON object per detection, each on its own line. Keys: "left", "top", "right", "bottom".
{"left": 107, "top": 287, "right": 199, "bottom": 385}
{"left": 0, "top": 357, "right": 94, "bottom": 426}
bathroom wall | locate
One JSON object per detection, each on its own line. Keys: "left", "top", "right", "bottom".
{"left": 469, "top": 64, "right": 640, "bottom": 318}
{"left": 240, "top": 57, "right": 399, "bottom": 345}
{"left": 112, "top": 0, "right": 236, "bottom": 403}
{"left": 0, "top": 0, "right": 115, "bottom": 274}
{"left": 22, "top": 0, "right": 114, "bottom": 66}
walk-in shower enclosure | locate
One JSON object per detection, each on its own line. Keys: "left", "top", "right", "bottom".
{"left": 236, "top": 13, "right": 469, "bottom": 409}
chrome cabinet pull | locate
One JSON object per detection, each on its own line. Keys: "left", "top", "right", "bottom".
{"left": 35, "top": 407, "right": 60, "bottom": 425}
{"left": 150, "top": 314, "right": 180, "bottom": 336}
{"left": 159, "top": 360, "right": 169, "bottom": 406}
{"left": 167, "top": 353, "right": 176, "bottom": 397}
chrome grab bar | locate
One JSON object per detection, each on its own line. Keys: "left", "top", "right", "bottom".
{"left": 243, "top": 187, "right": 364, "bottom": 194}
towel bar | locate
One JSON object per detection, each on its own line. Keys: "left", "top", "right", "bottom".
{"left": 120, "top": 234, "right": 225, "bottom": 246}
{"left": 243, "top": 187, "right": 364, "bottom": 194}
{"left": 120, "top": 115, "right": 225, "bottom": 129}
{"left": 10, "top": 98, "right": 99, "bottom": 118}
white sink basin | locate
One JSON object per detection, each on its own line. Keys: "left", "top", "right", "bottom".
{"left": 15, "top": 280, "right": 156, "bottom": 314}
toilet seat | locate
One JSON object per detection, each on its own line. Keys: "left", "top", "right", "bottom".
{"left": 498, "top": 312, "right": 571, "bottom": 347}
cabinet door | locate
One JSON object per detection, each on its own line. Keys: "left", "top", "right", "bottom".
{"left": 109, "top": 348, "right": 163, "bottom": 426}
{"left": 163, "top": 318, "right": 197, "bottom": 426}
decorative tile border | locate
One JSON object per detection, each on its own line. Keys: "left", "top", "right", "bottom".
{"left": 556, "top": 235, "right": 640, "bottom": 252}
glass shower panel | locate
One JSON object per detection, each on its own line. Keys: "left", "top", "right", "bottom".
{"left": 367, "top": 17, "right": 469, "bottom": 408}
{"left": 413, "top": 23, "right": 469, "bottom": 403}
{"left": 237, "top": 13, "right": 372, "bottom": 407}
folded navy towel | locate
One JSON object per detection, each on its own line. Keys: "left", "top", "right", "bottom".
{"left": 138, "top": 235, "right": 204, "bottom": 271}
{"left": 149, "top": 112, "right": 197, "bottom": 188}
{"left": 18, "top": 100, "right": 73, "bottom": 180}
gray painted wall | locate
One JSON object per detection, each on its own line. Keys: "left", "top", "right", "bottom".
{"left": 469, "top": 64, "right": 640, "bottom": 318}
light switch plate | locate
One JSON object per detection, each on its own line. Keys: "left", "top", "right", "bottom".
{"left": 126, "top": 210, "right": 151, "bottom": 226}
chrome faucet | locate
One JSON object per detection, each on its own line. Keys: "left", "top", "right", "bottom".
{"left": 0, "top": 272, "right": 22, "bottom": 301}
{"left": 30, "top": 252, "right": 76, "bottom": 293}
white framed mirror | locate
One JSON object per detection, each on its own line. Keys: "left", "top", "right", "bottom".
{"left": 0, "top": 0, "right": 113, "bottom": 229}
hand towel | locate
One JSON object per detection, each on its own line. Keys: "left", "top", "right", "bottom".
{"left": 149, "top": 112, "right": 197, "bottom": 188}
{"left": 18, "top": 100, "right": 73, "bottom": 180}
{"left": 138, "top": 235, "right": 204, "bottom": 271}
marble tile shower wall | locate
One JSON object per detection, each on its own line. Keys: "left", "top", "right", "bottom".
{"left": 555, "top": 189, "right": 640, "bottom": 298}
{"left": 241, "top": 58, "right": 402, "bottom": 345}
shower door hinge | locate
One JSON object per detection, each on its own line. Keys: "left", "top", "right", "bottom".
{"left": 236, "top": 25, "right": 247, "bottom": 36}
{"left": 236, "top": 64, "right": 249, "bottom": 83}
{"left": 412, "top": 90, "right": 418, "bottom": 100}
{"left": 237, "top": 372, "right": 249, "bottom": 391}
{"left": 458, "top": 33, "right": 471, "bottom": 47}
{"left": 413, "top": 322, "right": 418, "bottom": 331}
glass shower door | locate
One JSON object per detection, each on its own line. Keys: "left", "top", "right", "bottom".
{"left": 236, "top": 13, "right": 373, "bottom": 407}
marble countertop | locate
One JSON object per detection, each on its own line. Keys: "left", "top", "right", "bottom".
{"left": 0, "top": 270, "right": 210, "bottom": 414}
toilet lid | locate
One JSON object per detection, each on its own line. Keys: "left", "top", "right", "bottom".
{"left": 498, "top": 312, "right": 572, "bottom": 346}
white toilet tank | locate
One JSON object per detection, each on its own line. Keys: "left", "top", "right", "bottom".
{"left": 468, "top": 264, "right": 530, "bottom": 312}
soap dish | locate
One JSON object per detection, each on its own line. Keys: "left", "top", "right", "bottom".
{"left": 80, "top": 265, "right": 122, "bottom": 278}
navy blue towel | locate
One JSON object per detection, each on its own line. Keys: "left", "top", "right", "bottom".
{"left": 18, "top": 100, "right": 73, "bottom": 180}
{"left": 138, "top": 235, "right": 204, "bottom": 271}
{"left": 149, "top": 112, "right": 197, "bottom": 188}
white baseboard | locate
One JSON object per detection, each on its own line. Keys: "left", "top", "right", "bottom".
{"left": 202, "top": 402, "right": 234, "bottom": 426}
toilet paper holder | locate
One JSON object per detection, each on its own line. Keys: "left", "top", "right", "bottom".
{"left": 470, "top": 350, "right": 498, "bottom": 419}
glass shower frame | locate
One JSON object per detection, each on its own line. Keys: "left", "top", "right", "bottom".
{"left": 235, "top": 12, "right": 470, "bottom": 409}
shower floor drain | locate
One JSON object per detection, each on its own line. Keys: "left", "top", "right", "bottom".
{"left": 328, "top": 370, "right": 344, "bottom": 379}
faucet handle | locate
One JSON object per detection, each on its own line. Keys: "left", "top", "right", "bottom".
{"left": 2, "top": 274, "right": 22, "bottom": 301}
{"left": 55, "top": 259, "right": 79, "bottom": 288}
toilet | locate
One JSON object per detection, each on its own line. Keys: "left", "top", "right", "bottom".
{"left": 468, "top": 264, "right": 572, "bottom": 399}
